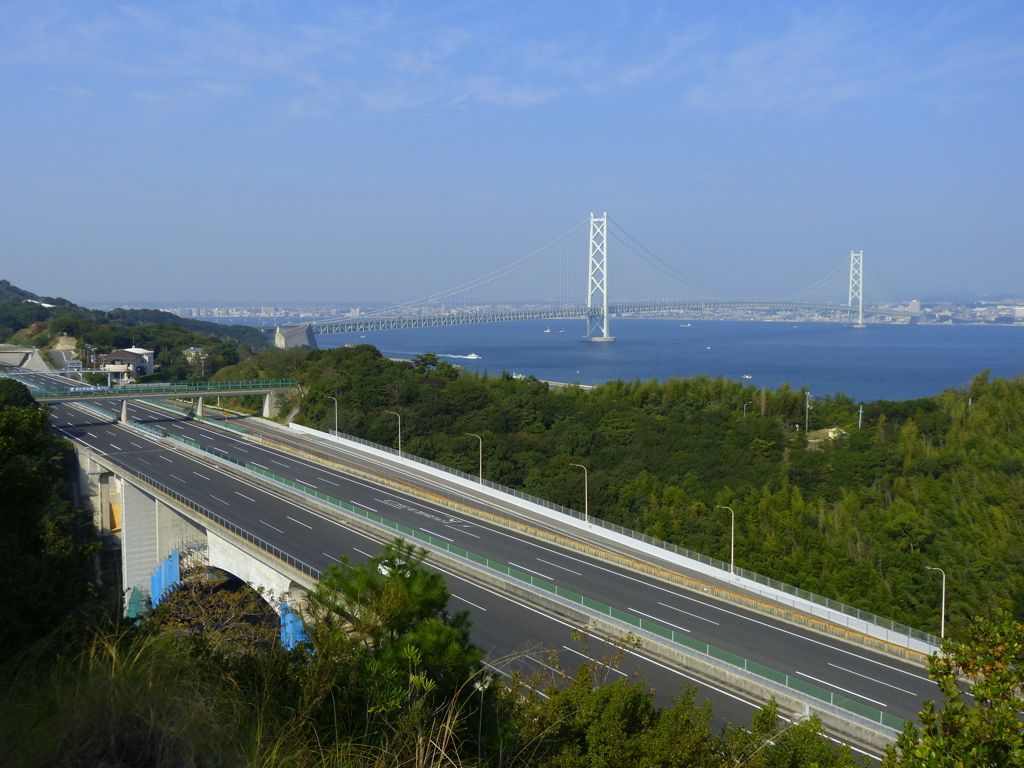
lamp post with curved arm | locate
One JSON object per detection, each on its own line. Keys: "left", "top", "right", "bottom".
{"left": 384, "top": 410, "right": 402, "bottom": 457}
{"left": 466, "top": 433, "right": 482, "bottom": 484}
{"left": 569, "top": 463, "right": 589, "bottom": 524}
{"left": 714, "top": 504, "right": 736, "bottom": 575}
{"left": 326, "top": 395, "right": 338, "bottom": 436}
{"left": 925, "top": 566, "right": 946, "bottom": 638}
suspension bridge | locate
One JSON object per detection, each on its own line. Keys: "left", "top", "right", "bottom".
{"left": 276, "top": 214, "right": 915, "bottom": 348}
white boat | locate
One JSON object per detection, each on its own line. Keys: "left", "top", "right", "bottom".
{"left": 543, "top": 327, "right": 552, "bottom": 333}
{"left": 465, "top": 353, "right": 481, "bottom": 359}
{"left": 680, "top": 323, "right": 691, "bottom": 327}
{"left": 741, "top": 374, "right": 752, "bottom": 379}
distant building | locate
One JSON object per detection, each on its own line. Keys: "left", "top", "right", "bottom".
{"left": 273, "top": 323, "right": 318, "bottom": 350}
{"left": 97, "top": 346, "right": 154, "bottom": 382}
{"left": 182, "top": 347, "right": 205, "bottom": 362}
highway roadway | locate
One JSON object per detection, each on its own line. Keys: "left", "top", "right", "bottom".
{"left": 45, "top": 401, "right": 770, "bottom": 728}
{"left": 10, "top": 370, "right": 937, "bottom": 757}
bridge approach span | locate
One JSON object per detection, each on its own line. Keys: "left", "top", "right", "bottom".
{"left": 302, "top": 301, "right": 917, "bottom": 339}
{"left": 56, "top": 399, "right": 921, "bottom": 755}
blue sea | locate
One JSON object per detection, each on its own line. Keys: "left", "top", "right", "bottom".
{"left": 313, "top": 319, "right": 1023, "bottom": 403}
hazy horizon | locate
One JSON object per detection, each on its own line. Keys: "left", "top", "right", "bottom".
{"left": 3, "top": 2, "right": 1022, "bottom": 306}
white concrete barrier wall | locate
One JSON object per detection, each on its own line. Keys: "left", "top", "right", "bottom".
{"left": 288, "top": 422, "right": 939, "bottom": 657}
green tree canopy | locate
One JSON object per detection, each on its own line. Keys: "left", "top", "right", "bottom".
{"left": 0, "top": 377, "right": 34, "bottom": 410}
{"left": 885, "top": 612, "right": 1024, "bottom": 767}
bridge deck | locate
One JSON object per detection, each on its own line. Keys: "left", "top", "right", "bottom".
{"left": 31, "top": 378, "right": 297, "bottom": 402}
{"left": 307, "top": 301, "right": 918, "bottom": 335}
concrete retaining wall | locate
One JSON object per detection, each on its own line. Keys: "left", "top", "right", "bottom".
{"left": 157, "top": 437, "right": 898, "bottom": 754}
{"left": 280, "top": 422, "right": 935, "bottom": 661}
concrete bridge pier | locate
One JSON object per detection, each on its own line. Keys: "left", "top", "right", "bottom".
{"left": 120, "top": 486, "right": 209, "bottom": 608}
{"left": 120, "top": 399, "right": 128, "bottom": 423}
{"left": 196, "top": 396, "right": 205, "bottom": 418}
{"left": 76, "top": 449, "right": 207, "bottom": 608}
{"left": 75, "top": 444, "right": 312, "bottom": 618}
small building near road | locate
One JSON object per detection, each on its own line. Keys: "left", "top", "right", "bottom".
{"left": 97, "top": 346, "right": 155, "bottom": 383}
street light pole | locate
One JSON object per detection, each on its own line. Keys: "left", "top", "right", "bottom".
{"left": 384, "top": 410, "right": 402, "bottom": 457}
{"left": 326, "top": 395, "right": 338, "bottom": 436}
{"left": 805, "top": 392, "right": 813, "bottom": 434}
{"left": 925, "top": 566, "right": 947, "bottom": 638}
{"left": 714, "top": 504, "right": 736, "bottom": 575}
{"left": 743, "top": 401, "right": 752, "bottom": 417}
{"left": 466, "top": 433, "right": 483, "bottom": 484}
{"left": 569, "top": 463, "right": 589, "bottom": 524}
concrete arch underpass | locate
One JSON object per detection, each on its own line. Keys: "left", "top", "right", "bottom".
{"left": 75, "top": 446, "right": 314, "bottom": 617}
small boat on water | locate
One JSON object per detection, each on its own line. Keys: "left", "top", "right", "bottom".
{"left": 741, "top": 374, "right": 753, "bottom": 379}
{"left": 465, "top": 353, "right": 481, "bottom": 359}
{"left": 680, "top": 323, "right": 691, "bottom": 327}
{"left": 543, "top": 327, "right": 552, "bottom": 333}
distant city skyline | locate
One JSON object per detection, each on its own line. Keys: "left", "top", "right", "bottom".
{"left": 3, "top": 2, "right": 1022, "bottom": 305}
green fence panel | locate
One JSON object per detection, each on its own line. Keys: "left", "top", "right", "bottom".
{"left": 708, "top": 646, "right": 746, "bottom": 667}
{"left": 642, "top": 621, "right": 672, "bottom": 640}
{"left": 508, "top": 568, "right": 532, "bottom": 584}
{"left": 581, "top": 596, "right": 608, "bottom": 613}
{"left": 788, "top": 677, "right": 830, "bottom": 703}
{"left": 554, "top": 587, "right": 583, "bottom": 604}
{"left": 881, "top": 712, "right": 905, "bottom": 730}
{"left": 837, "top": 698, "right": 879, "bottom": 722}
{"left": 609, "top": 606, "right": 639, "bottom": 627}
{"left": 747, "top": 660, "right": 788, "bottom": 685}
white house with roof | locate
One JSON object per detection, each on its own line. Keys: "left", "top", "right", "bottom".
{"left": 97, "top": 346, "right": 155, "bottom": 382}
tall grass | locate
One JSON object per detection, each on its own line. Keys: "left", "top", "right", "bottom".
{"left": 0, "top": 623, "right": 248, "bottom": 767}
{"left": 0, "top": 622, "right": 501, "bottom": 768}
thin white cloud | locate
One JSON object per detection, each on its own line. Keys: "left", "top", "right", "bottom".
{"left": 388, "top": 27, "right": 472, "bottom": 76}
{"left": 676, "top": 7, "right": 1024, "bottom": 114}
{"left": 457, "top": 75, "right": 562, "bottom": 107}
{"left": 356, "top": 81, "right": 442, "bottom": 112}
{"left": 615, "top": 29, "right": 709, "bottom": 86}
{"left": 2, "top": 2, "right": 1022, "bottom": 117}
{"left": 47, "top": 85, "right": 93, "bottom": 99}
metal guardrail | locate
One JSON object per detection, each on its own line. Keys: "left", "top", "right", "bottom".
{"left": 71, "top": 395, "right": 938, "bottom": 651}
{"left": 33, "top": 378, "right": 297, "bottom": 399}
{"left": 117, "top": 462, "right": 322, "bottom": 582}
{"left": 315, "top": 428, "right": 939, "bottom": 649}
{"left": 157, "top": 430, "right": 904, "bottom": 732}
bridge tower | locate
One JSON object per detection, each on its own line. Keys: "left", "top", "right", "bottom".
{"left": 849, "top": 250, "right": 865, "bottom": 328}
{"left": 584, "top": 212, "right": 614, "bottom": 342}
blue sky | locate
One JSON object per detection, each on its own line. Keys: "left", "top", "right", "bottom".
{"left": 2, "top": 1, "right": 1022, "bottom": 305}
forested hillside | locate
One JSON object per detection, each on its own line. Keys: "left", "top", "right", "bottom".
{"left": 0, "top": 279, "right": 267, "bottom": 351}
{"left": 0, "top": 373, "right": 863, "bottom": 766}
{"left": 0, "top": 379, "right": 101, "bottom": 658}
{"left": 0, "top": 279, "right": 267, "bottom": 380}
{"left": 217, "top": 345, "right": 1024, "bottom": 637}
